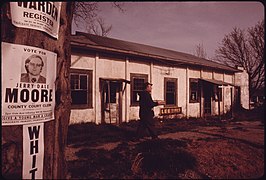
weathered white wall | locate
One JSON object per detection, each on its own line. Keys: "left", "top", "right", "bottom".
{"left": 223, "top": 86, "right": 233, "bottom": 113}
{"left": 213, "top": 72, "right": 223, "bottom": 81}
{"left": 71, "top": 54, "right": 95, "bottom": 70}
{"left": 98, "top": 57, "right": 126, "bottom": 79}
{"left": 70, "top": 54, "right": 95, "bottom": 124}
{"left": 178, "top": 71, "right": 187, "bottom": 116}
{"left": 152, "top": 64, "right": 187, "bottom": 117}
{"left": 69, "top": 52, "right": 238, "bottom": 124}
{"left": 127, "top": 59, "right": 150, "bottom": 121}
{"left": 96, "top": 56, "right": 126, "bottom": 124}
{"left": 188, "top": 68, "right": 201, "bottom": 118}
{"left": 70, "top": 54, "right": 128, "bottom": 124}
{"left": 202, "top": 70, "right": 212, "bottom": 79}
{"left": 70, "top": 109, "right": 95, "bottom": 124}
{"left": 223, "top": 73, "right": 234, "bottom": 115}
{"left": 234, "top": 68, "right": 249, "bottom": 109}
{"left": 224, "top": 73, "right": 233, "bottom": 84}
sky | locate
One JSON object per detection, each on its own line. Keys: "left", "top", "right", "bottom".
{"left": 72, "top": 1, "right": 264, "bottom": 59}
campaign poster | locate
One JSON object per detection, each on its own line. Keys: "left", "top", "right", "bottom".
{"left": 22, "top": 123, "right": 44, "bottom": 179}
{"left": 10, "top": 2, "right": 61, "bottom": 39}
{"left": 1, "top": 42, "right": 57, "bottom": 126}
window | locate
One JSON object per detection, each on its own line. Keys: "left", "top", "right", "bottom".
{"left": 130, "top": 73, "right": 148, "bottom": 106}
{"left": 164, "top": 78, "right": 177, "bottom": 106}
{"left": 189, "top": 78, "right": 200, "bottom": 103}
{"left": 70, "top": 69, "right": 93, "bottom": 108}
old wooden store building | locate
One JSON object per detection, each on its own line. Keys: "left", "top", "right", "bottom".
{"left": 69, "top": 32, "right": 249, "bottom": 124}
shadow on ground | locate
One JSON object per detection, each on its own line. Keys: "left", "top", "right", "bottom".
{"left": 67, "top": 138, "right": 196, "bottom": 179}
{"left": 66, "top": 106, "right": 264, "bottom": 179}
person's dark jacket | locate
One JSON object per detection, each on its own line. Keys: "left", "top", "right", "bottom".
{"left": 21, "top": 73, "right": 46, "bottom": 83}
{"left": 139, "top": 90, "right": 158, "bottom": 119}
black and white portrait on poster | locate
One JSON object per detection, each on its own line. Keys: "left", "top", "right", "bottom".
{"left": 10, "top": 2, "right": 61, "bottom": 39}
{"left": 21, "top": 54, "right": 47, "bottom": 84}
{"left": 1, "top": 42, "right": 57, "bottom": 126}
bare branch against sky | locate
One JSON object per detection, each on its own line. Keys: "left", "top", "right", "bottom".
{"left": 72, "top": 1, "right": 264, "bottom": 59}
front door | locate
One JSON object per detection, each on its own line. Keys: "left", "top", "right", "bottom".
{"left": 203, "top": 82, "right": 212, "bottom": 116}
{"left": 102, "top": 81, "right": 122, "bottom": 124}
{"left": 234, "top": 86, "right": 241, "bottom": 110}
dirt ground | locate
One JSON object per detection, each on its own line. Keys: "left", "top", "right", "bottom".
{"left": 66, "top": 107, "right": 264, "bottom": 179}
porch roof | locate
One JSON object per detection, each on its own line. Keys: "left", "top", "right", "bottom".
{"left": 199, "top": 78, "right": 234, "bottom": 86}
{"left": 99, "top": 78, "right": 130, "bottom": 84}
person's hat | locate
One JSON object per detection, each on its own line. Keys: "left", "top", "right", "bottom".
{"left": 143, "top": 82, "right": 153, "bottom": 89}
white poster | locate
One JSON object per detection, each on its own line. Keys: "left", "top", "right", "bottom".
{"left": 1, "top": 42, "right": 57, "bottom": 126}
{"left": 23, "top": 123, "right": 44, "bottom": 179}
{"left": 10, "top": 2, "right": 61, "bottom": 39}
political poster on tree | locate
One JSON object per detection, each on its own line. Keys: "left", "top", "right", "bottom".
{"left": 10, "top": 2, "right": 61, "bottom": 39}
{"left": 1, "top": 42, "right": 57, "bottom": 126}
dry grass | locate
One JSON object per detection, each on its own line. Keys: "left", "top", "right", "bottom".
{"left": 66, "top": 107, "right": 264, "bottom": 179}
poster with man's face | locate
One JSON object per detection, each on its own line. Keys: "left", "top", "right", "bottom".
{"left": 20, "top": 54, "right": 47, "bottom": 84}
{"left": 1, "top": 42, "right": 57, "bottom": 126}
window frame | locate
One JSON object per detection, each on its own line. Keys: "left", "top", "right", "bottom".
{"left": 164, "top": 78, "right": 178, "bottom": 106}
{"left": 70, "top": 68, "right": 93, "bottom": 109}
{"left": 189, "top": 78, "right": 200, "bottom": 103}
{"left": 130, "top": 73, "right": 148, "bottom": 106}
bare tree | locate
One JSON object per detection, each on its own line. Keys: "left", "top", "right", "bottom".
{"left": 194, "top": 42, "right": 207, "bottom": 59}
{"left": 89, "top": 17, "right": 113, "bottom": 37}
{"left": 1, "top": 2, "right": 122, "bottom": 179}
{"left": 247, "top": 20, "right": 265, "bottom": 94}
{"left": 73, "top": 2, "right": 125, "bottom": 36}
{"left": 215, "top": 20, "right": 264, "bottom": 97}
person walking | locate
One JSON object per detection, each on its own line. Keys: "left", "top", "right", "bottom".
{"left": 137, "top": 82, "right": 165, "bottom": 140}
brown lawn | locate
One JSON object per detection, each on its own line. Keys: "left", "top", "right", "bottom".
{"left": 66, "top": 107, "right": 264, "bottom": 179}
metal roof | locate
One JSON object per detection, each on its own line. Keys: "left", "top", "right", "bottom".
{"left": 71, "top": 32, "right": 240, "bottom": 73}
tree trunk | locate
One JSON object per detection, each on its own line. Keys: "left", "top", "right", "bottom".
{"left": 1, "top": 2, "right": 73, "bottom": 179}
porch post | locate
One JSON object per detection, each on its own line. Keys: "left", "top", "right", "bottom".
{"left": 125, "top": 57, "right": 129, "bottom": 122}
{"left": 186, "top": 67, "right": 189, "bottom": 119}
{"left": 218, "top": 86, "right": 221, "bottom": 120}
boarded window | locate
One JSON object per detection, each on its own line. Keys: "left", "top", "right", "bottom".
{"left": 70, "top": 69, "right": 93, "bottom": 109}
{"left": 164, "top": 78, "right": 177, "bottom": 106}
{"left": 130, "top": 73, "right": 148, "bottom": 106}
{"left": 189, "top": 78, "right": 200, "bottom": 103}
